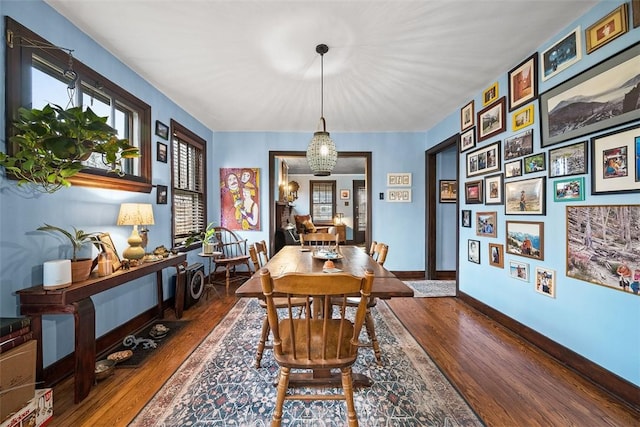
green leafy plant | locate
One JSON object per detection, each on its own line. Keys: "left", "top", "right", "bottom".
{"left": 0, "top": 103, "right": 140, "bottom": 193}
{"left": 183, "top": 222, "right": 217, "bottom": 247}
{"left": 37, "top": 224, "right": 104, "bottom": 261}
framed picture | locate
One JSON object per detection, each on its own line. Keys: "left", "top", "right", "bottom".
{"left": 387, "top": 189, "right": 412, "bottom": 202}
{"left": 539, "top": 42, "right": 640, "bottom": 148}
{"left": 489, "top": 243, "right": 504, "bottom": 268}
{"left": 461, "top": 100, "right": 474, "bottom": 131}
{"left": 504, "top": 176, "right": 546, "bottom": 215}
{"left": 523, "top": 153, "right": 546, "bottom": 174}
{"left": 508, "top": 53, "right": 538, "bottom": 111}
{"left": 464, "top": 180, "right": 483, "bottom": 204}
{"left": 476, "top": 211, "right": 497, "bottom": 238}
{"left": 585, "top": 4, "right": 628, "bottom": 54}
{"left": 439, "top": 180, "right": 457, "bottom": 203}
{"left": 504, "top": 129, "right": 533, "bottom": 161}
{"left": 340, "top": 189, "right": 350, "bottom": 200}
{"left": 484, "top": 173, "right": 504, "bottom": 205}
{"left": 634, "top": 0, "right": 640, "bottom": 28}
{"left": 157, "top": 141, "right": 168, "bottom": 163}
{"left": 460, "top": 127, "right": 476, "bottom": 153}
{"left": 468, "top": 239, "right": 480, "bottom": 264}
{"left": 482, "top": 82, "right": 499, "bottom": 106}
{"left": 553, "top": 177, "right": 585, "bottom": 202}
{"left": 566, "top": 205, "right": 640, "bottom": 296}
{"left": 477, "top": 97, "right": 506, "bottom": 142}
{"left": 548, "top": 141, "right": 588, "bottom": 178}
{"left": 591, "top": 124, "right": 640, "bottom": 195}
{"left": 156, "top": 184, "right": 168, "bottom": 204}
{"left": 461, "top": 209, "right": 472, "bottom": 228}
{"left": 504, "top": 159, "right": 523, "bottom": 178}
{"left": 387, "top": 172, "right": 412, "bottom": 187}
{"left": 509, "top": 260, "right": 530, "bottom": 282}
{"left": 466, "top": 140, "right": 501, "bottom": 178}
{"left": 512, "top": 104, "right": 534, "bottom": 132}
{"left": 541, "top": 27, "right": 581, "bottom": 81}
{"left": 155, "top": 120, "right": 169, "bottom": 140}
{"left": 535, "top": 267, "right": 556, "bottom": 298}
{"left": 506, "top": 220, "right": 544, "bottom": 260}
{"left": 98, "top": 233, "right": 122, "bottom": 272}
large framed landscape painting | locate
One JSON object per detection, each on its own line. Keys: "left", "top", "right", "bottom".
{"left": 566, "top": 205, "right": 640, "bottom": 296}
{"left": 539, "top": 42, "right": 640, "bottom": 147}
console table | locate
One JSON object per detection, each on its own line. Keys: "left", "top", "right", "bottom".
{"left": 16, "top": 253, "right": 187, "bottom": 403}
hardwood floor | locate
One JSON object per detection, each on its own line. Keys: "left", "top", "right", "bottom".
{"left": 46, "top": 286, "right": 639, "bottom": 426}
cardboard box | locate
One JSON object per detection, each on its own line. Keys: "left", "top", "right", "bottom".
{"left": 0, "top": 399, "right": 35, "bottom": 427}
{"left": 0, "top": 340, "right": 36, "bottom": 421}
{"left": 33, "top": 389, "right": 52, "bottom": 427}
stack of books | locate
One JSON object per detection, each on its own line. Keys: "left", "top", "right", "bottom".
{"left": 0, "top": 317, "right": 32, "bottom": 354}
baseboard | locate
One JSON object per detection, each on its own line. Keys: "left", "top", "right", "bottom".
{"left": 434, "top": 270, "right": 456, "bottom": 280}
{"left": 391, "top": 270, "right": 425, "bottom": 280}
{"left": 457, "top": 291, "right": 640, "bottom": 411}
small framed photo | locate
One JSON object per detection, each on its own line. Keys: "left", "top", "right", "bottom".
{"left": 585, "top": 4, "right": 628, "bottom": 54}
{"left": 504, "top": 129, "right": 534, "bottom": 161}
{"left": 484, "top": 173, "right": 504, "bottom": 205}
{"left": 512, "top": 104, "right": 534, "bottom": 132}
{"left": 489, "top": 243, "right": 504, "bottom": 268}
{"left": 553, "top": 177, "right": 585, "bottom": 202}
{"left": 466, "top": 140, "right": 501, "bottom": 178}
{"left": 548, "top": 141, "right": 588, "bottom": 178}
{"left": 509, "top": 260, "right": 530, "bottom": 282}
{"left": 461, "top": 100, "right": 475, "bottom": 131}
{"left": 439, "top": 180, "right": 457, "bottom": 203}
{"left": 482, "top": 82, "right": 499, "bottom": 106}
{"left": 476, "top": 211, "right": 497, "bottom": 238}
{"left": 464, "top": 180, "right": 483, "bottom": 204}
{"left": 505, "top": 159, "right": 523, "bottom": 178}
{"left": 387, "top": 172, "right": 412, "bottom": 187}
{"left": 340, "top": 189, "right": 350, "bottom": 200}
{"left": 541, "top": 27, "right": 581, "bottom": 81}
{"left": 523, "top": 153, "right": 546, "bottom": 174}
{"left": 535, "top": 267, "right": 556, "bottom": 298}
{"left": 98, "top": 233, "right": 122, "bottom": 272}
{"left": 387, "top": 189, "right": 412, "bottom": 202}
{"left": 461, "top": 209, "right": 472, "bottom": 228}
{"left": 157, "top": 141, "right": 168, "bottom": 163}
{"left": 155, "top": 120, "right": 169, "bottom": 140}
{"left": 591, "top": 124, "right": 640, "bottom": 195}
{"left": 460, "top": 127, "right": 476, "bottom": 153}
{"left": 156, "top": 184, "right": 168, "bottom": 204}
{"left": 505, "top": 176, "right": 546, "bottom": 215}
{"left": 508, "top": 53, "right": 538, "bottom": 111}
{"left": 477, "top": 97, "right": 506, "bottom": 142}
{"left": 468, "top": 239, "right": 480, "bottom": 264}
{"left": 506, "top": 220, "right": 544, "bottom": 260}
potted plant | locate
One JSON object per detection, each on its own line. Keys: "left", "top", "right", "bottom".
{"left": 0, "top": 103, "right": 140, "bottom": 193}
{"left": 37, "top": 224, "right": 105, "bottom": 282}
{"left": 184, "top": 222, "right": 218, "bottom": 254}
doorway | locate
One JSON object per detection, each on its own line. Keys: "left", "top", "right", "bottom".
{"left": 352, "top": 179, "right": 366, "bottom": 245}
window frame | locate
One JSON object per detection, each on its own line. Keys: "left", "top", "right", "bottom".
{"left": 4, "top": 17, "right": 152, "bottom": 193}
{"left": 309, "top": 180, "right": 336, "bottom": 225}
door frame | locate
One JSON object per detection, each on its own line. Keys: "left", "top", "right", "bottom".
{"left": 425, "top": 133, "right": 459, "bottom": 280}
{"left": 269, "top": 151, "right": 372, "bottom": 253}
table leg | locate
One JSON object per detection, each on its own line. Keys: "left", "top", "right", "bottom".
{"left": 30, "top": 315, "right": 44, "bottom": 383}
{"left": 156, "top": 270, "right": 164, "bottom": 319}
{"left": 174, "top": 267, "right": 185, "bottom": 319}
{"left": 73, "top": 298, "right": 95, "bottom": 403}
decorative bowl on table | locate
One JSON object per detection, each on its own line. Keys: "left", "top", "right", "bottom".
{"left": 95, "top": 359, "right": 116, "bottom": 380}
{"left": 107, "top": 349, "right": 133, "bottom": 364}
{"left": 149, "top": 323, "right": 170, "bottom": 339}
{"left": 312, "top": 249, "right": 343, "bottom": 260}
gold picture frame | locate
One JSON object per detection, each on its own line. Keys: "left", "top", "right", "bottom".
{"left": 482, "top": 82, "right": 499, "bottom": 106}
{"left": 512, "top": 104, "right": 534, "bottom": 132}
{"left": 585, "top": 4, "right": 628, "bottom": 54}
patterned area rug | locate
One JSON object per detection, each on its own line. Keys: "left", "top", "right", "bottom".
{"left": 131, "top": 298, "right": 482, "bottom": 426}
{"left": 404, "top": 280, "right": 457, "bottom": 297}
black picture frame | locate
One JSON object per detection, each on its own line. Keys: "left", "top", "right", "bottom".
{"left": 548, "top": 141, "right": 588, "bottom": 178}
{"left": 157, "top": 141, "right": 168, "bottom": 163}
{"left": 508, "top": 53, "right": 538, "bottom": 111}
{"left": 155, "top": 120, "right": 169, "bottom": 140}
{"left": 539, "top": 42, "right": 640, "bottom": 147}
{"left": 523, "top": 153, "right": 546, "bottom": 174}
{"left": 464, "top": 180, "right": 483, "bottom": 204}
{"left": 439, "top": 180, "right": 457, "bottom": 203}
{"left": 504, "top": 129, "right": 534, "bottom": 161}
{"left": 468, "top": 239, "right": 480, "bottom": 264}
{"left": 466, "top": 140, "right": 501, "bottom": 178}
{"left": 477, "top": 97, "right": 506, "bottom": 142}
{"left": 590, "top": 123, "right": 640, "bottom": 195}
{"left": 461, "top": 209, "right": 472, "bottom": 228}
{"left": 484, "top": 173, "right": 504, "bottom": 205}
{"left": 156, "top": 184, "right": 168, "bottom": 204}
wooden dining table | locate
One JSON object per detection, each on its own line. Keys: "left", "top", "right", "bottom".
{"left": 235, "top": 244, "right": 414, "bottom": 387}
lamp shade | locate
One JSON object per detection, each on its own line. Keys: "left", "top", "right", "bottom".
{"left": 117, "top": 203, "right": 155, "bottom": 226}
{"left": 307, "top": 129, "right": 337, "bottom": 177}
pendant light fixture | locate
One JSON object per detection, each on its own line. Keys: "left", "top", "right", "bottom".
{"left": 306, "top": 43, "right": 337, "bottom": 176}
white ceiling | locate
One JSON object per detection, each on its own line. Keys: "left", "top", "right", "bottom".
{"left": 44, "top": 0, "right": 598, "bottom": 134}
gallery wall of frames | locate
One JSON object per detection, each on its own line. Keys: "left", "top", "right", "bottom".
{"left": 459, "top": 1, "right": 640, "bottom": 300}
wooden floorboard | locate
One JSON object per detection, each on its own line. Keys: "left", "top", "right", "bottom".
{"left": 43, "top": 287, "right": 639, "bottom": 426}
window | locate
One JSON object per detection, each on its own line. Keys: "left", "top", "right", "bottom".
{"left": 171, "top": 120, "right": 206, "bottom": 248}
{"left": 310, "top": 180, "right": 336, "bottom": 223}
{"left": 5, "top": 17, "right": 152, "bottom": 192}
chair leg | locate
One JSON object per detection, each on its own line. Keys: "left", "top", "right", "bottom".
{"left": 225, "top": 266, "right": 231, "bottom": 294}
{"left": 255, "top": 316, "right": 270, "bottom": 368}
{"left": 364, "top": 309, "right": 382, "bottom": 365}
{"left": 272, "top": 367, "right": 290, "bottom": 426}
{"left": 341, "top": 367, "right": 358, "bottom": 427}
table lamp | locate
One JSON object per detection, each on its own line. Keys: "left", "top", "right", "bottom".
{"left": 117, "top": 203, "right": 155, "bottom": 260}
{"left": 334, "top": 213, "right": 344, "bottom": 225}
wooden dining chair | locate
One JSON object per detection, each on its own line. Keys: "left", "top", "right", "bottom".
{"left": 210, "top": 226, "right": 252, "bottom": 294}
{"left": 259, "top": 268, "right": 374, "bottom": 427}
{"left": 300, "top": 232, "right": 339, "bottom": 247}
{"left": 254, "top": 240, "right": 269, "bottom": 266}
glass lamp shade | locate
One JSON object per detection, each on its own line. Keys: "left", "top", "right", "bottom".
{"left": 306, "top": 130, "right": 337, "bottom": 176}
